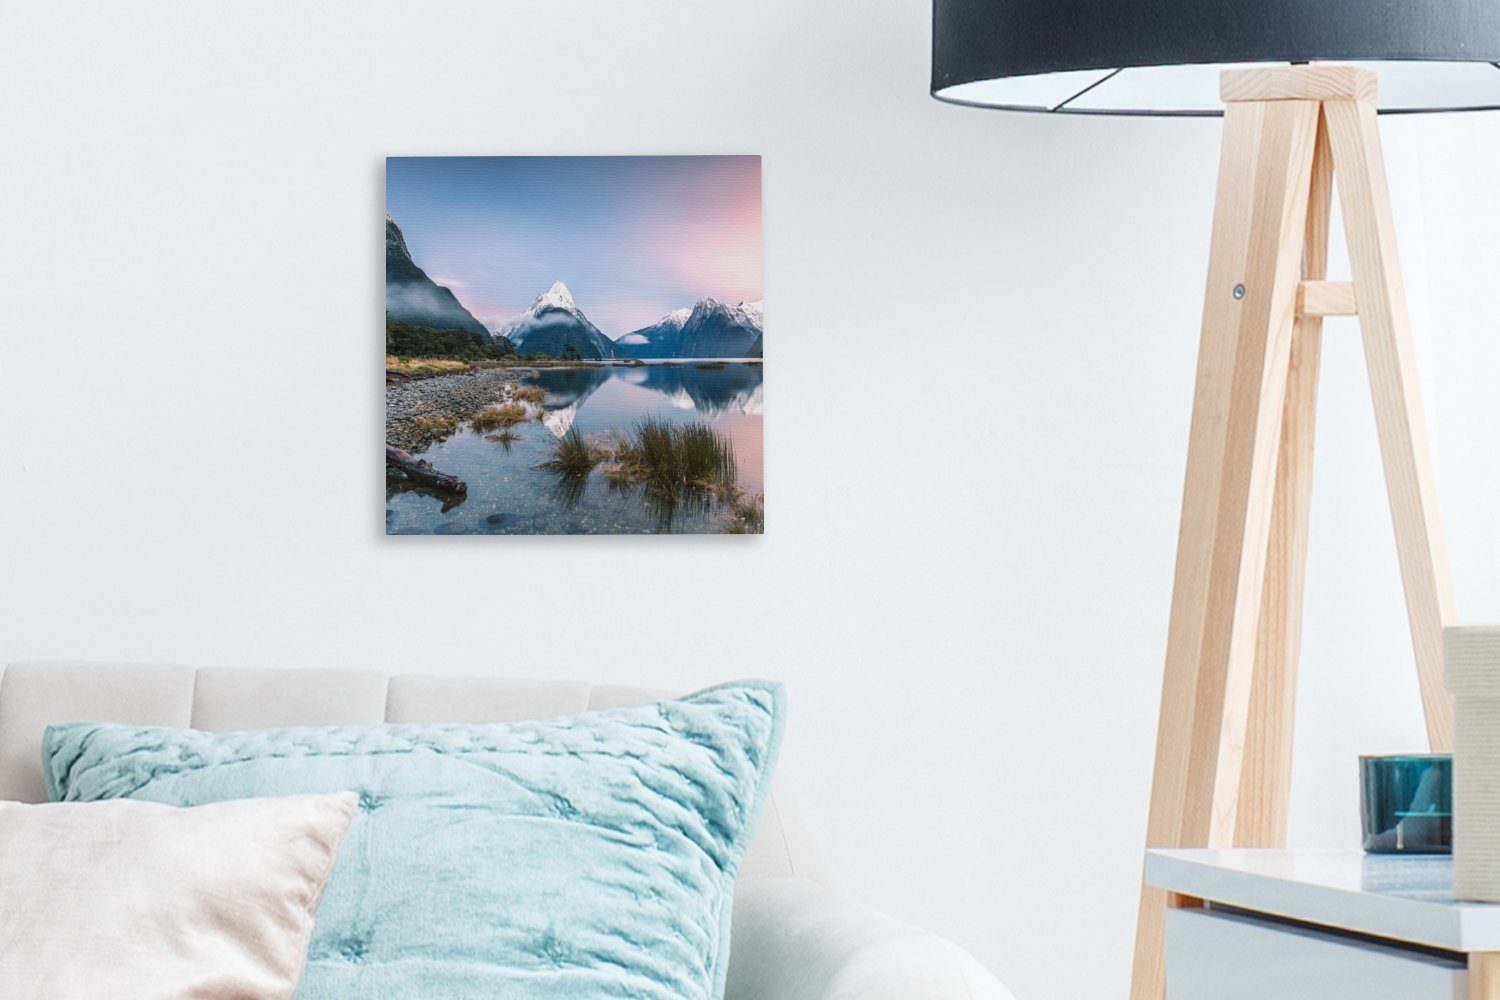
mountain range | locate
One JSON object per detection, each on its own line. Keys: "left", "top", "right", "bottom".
{"left": 387, "top": 212, "right": 763, "bottom": 360}
{"left": 614, "top": 298, "right": 764, "bottom": 359}
{"left": 491, "top": 285, "right": 765, "bottom": 360}
{"left": 385, "top": 215, "right": 491, "bottom": 337}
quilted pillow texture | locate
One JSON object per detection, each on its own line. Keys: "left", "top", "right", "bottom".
{"left": 0, "top": 792, "right": 356, "bottom": 1000}
{"left": 44, "top": 681, "right": 784, "bottom": 1000}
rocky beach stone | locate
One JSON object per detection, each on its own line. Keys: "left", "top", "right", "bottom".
{"left": 384, "top": 368, "right": 530, "bottom": 452}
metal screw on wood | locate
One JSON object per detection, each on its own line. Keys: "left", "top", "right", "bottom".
{"left": 1233, "top": 283, "right": 1246, "bottom": 299}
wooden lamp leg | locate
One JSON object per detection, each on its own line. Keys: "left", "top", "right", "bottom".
{"left": 1323, "top": 98, "right": 1456, "bottom": 751}
{"left": 1129, "top": 96, "right": 1320, "bottom": 1000}
{"left": 1471, "top": 953, "right": 1500, "bottom": 1000}
{"left": 1235, "top": 114, "right": 1333, "bottom": 848}
{"left": 1129, "top": 67, "right": 1457, "bottom": 1000}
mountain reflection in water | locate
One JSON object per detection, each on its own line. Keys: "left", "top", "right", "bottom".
{"left": 385, "top": 362, "right": 764, "bottom": 535}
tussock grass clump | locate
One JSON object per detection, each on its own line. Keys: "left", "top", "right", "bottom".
{"left": 471, "top": 402, "right": 528, "bottom": 431}
{"left": 387, "top": 356, "right": 469, "bottom": 376}
{"left": 618, "top": 417, "right": 737, "bottom": 494}
{"left": 538, "top": 419, "right": 739, "bottom": 532}
{"left": 512, "top": 386, "right": 546, "bottom": 404}
{"left": 411, "top": 413, "right": 458, "bottom": 437}
{"left": 489, "top": 428, "right": 525, "bottom": 452}
{"left": 541, "top": 427, "right": 602, "bottom": 476}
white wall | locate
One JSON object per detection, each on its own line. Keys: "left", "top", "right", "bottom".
{"left": 2, "top": 3, "right": 1498, "bottom": 998}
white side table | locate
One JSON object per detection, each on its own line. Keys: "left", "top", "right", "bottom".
{"left": 1146, "top": 849, "right": 1500, "bottom": 999}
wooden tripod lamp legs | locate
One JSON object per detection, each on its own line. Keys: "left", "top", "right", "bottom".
{"left": 1128, "top": 67, "right": 1456, "bottom": 1000}
{"left": 1235, "top": 114, "right": 1333, "bottom": 850}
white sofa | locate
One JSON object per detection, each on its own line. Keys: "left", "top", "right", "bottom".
{"left": 0, "top": 661, "right": 1013, "bottom": 1000}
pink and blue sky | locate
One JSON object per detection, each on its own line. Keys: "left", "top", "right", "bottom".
{"left": 386, "top": 155, "right": 762, "bottom": 336}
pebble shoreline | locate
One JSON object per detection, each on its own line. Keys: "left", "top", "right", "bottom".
{"left": 385, "top": 368, "right": 526, "bottom": 451}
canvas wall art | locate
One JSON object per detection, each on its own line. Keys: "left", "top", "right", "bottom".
{"left": 385, "top": 155, "right": 764, "bottom": 536}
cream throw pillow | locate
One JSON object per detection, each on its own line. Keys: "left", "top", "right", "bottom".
{"left": 0, "top": 792, "right": 357, "bottom": 1000}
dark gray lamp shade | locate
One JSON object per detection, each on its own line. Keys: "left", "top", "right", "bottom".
{"left": 932, "top": 0, "right": 1500, "bottom": 115}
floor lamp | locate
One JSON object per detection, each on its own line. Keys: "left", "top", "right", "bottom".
{"left": 929, "top": 3, "right": 1500, "bottom": 997}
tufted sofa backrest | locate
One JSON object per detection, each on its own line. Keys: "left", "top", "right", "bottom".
{"left": 0, "top": 661, "right": 806, "bottom": 885}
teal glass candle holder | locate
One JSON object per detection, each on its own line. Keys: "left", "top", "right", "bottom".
{"left": 1359, "top": 754, "right": 1452, "bottom": 854}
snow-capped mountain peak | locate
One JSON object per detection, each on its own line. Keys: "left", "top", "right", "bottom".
{"left": 531, "top": 280, "right": 577, "bottom": 314}
{"left": 682, "top": 297, "right": 763, "bottom": 333}
{"left": 385, "top": 214, "right": 413, "bottom": 260}
{"left": 613, "top": 298, "right": 763, "bottom": 358}
{"left": 735, "top": 300, "right": 764, "bottom": 330}
{"left": 494, "top": 281, "right": 617, "bottom": 359}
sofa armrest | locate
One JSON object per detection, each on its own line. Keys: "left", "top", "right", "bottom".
{"left": 725, "top": 876, "right": 1015, "bottom": 1000}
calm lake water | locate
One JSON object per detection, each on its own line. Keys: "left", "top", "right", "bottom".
{"left": 385, "top": 363, "right": 764, "bottom": 535}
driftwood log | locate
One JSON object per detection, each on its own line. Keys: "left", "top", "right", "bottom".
{"left": 385, "top": 445, "right": 466, "bottom": 494}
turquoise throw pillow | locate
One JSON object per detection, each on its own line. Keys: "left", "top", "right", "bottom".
{"left": 44, "top": 681, "right": 784, "bottom": 1000}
